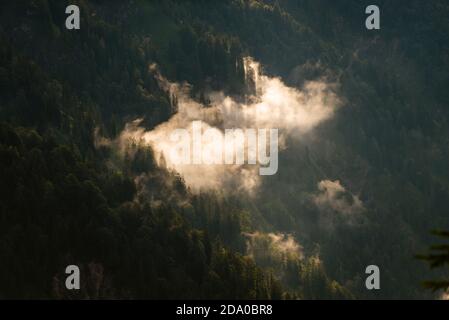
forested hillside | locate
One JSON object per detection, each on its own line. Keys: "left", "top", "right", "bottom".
{"left": 1, "top": 0, "right": 449, "bottom": 299}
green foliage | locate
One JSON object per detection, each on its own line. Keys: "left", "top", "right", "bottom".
{"left": 0, "top": 122, "right": 284, "bottom": 299}
{"left": 1, "top": 0, "right": 449, "bottom": 299}
{"left": 417, "top": 231, "right": 449, "bottom": 292}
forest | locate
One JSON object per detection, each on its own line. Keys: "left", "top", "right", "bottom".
{"left": 0, "top": 0, "right": 449, "bottom": 299}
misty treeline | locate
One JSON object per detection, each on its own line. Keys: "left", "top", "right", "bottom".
{"left": 1, "top": 0, "right": 449, "bottom": 299}
{"left": 0, "top": 0, "right": 345, "bottom": 299}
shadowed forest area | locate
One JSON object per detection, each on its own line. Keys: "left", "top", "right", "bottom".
{"left": 1, "top": 0, "right": 449, "bottom": 299}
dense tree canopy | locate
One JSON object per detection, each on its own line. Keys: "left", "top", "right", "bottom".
{"left": 1, "top": 0, "right": 449, "bottom": 299}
